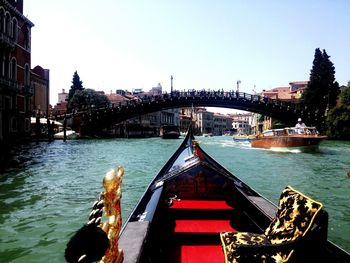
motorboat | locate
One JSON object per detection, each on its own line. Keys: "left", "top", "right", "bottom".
{"left": 251, "top": 127, "right": 327, "bottom": 150}
{"left": 160, "top": 125, "right": 181, "bottom": 139}
{"left": 53, "top": 130, "right": 79, "bottom": 140}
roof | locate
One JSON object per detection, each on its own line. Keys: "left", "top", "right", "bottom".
{"left": 106, "top": 93, "right": 130, "bottom": 103}
{"left": 260, "top": 87, "right": 293, "bottom": 100}
{"left": 289, "top": 81, "right": 308, "bottom": 86}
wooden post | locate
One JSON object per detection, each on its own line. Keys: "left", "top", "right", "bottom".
{"left": 35, "top": 112, "right": 40, "bottom": 142}
{"left": 63, "top": 115, "right": 67, "bottom": 142}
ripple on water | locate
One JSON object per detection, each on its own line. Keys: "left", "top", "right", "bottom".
{"left": 0, "top": 137, "right": 349, "bottom": 261}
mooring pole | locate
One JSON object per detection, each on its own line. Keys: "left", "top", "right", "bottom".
{"left": 63, "top": 115, "right": 67, "bottom": 142}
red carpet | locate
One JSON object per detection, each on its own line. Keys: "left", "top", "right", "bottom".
{"left": 170, "top": 199, "right": 233, "bottom": 210}
{"left": 180, "top": 244, "right": 224, "bottom": 263}
{"left": 174, "top": 219, "right": 237, "bottom": 233}
{"left": 169, "top": 199, "right": 234, "bottom": 262}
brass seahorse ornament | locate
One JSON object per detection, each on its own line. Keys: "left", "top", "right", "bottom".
{"left": 100, "top": 166, "right": 124, "bottom": 263}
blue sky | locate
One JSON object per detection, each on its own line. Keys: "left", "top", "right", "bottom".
{"left": 25, "top": 0, "right": 350, "bottom": 108}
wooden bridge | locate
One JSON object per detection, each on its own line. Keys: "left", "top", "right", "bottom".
{"left": 54, "top": 90, "right": 323, "bottom": 136}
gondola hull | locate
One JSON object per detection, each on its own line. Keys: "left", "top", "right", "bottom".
{"left": 118, "top": 127, "right": 350, "bottom": 263}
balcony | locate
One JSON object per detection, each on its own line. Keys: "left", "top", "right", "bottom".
{"left": 0, "top": 32, "right": 16, "bottom": 49}
{"left": 0, "top": 77, "right": 19, "bottom": 92}
{"left": 23, "top": 85, "right": 34, "bottom": 95}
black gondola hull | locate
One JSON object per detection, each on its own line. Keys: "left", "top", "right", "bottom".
{"left": 119, "top": 127, "right": 350, "bottom": 263}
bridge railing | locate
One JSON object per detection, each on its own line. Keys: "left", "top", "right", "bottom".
{"left": 52, "top": 89, "right": 305, "bottom": 121}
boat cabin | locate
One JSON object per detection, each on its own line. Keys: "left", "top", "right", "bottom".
{"left": 262, "top": 127, "right": 320, "bottom": 137}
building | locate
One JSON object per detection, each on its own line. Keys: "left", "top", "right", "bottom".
{"left": 261, "top": 81, "right": 308, "bottom": 102}
{"left": 196, "top": 108, "right": 214, "bottom": 135}
{"left": 31, "top": 65, "right": 49, "bottom": 116}
{"left": 229, "top": 112, "right": 253, "bottom": 135}
{"left": 58, "top": 88, "right": 68, "bottom": 103}
{"left": 260, "top": 87, "right": 291, "bottom": 100}
{"left": 149, "top": 83, "right": 162, "bottom": 96}
{"left": 213, "top": 112, "right": 232, "bottom": 136}
{"left": 105, "top": 84, "right": 180, "bottom": 137}
{"left": 0, "top": 0, "right": 34, "bottom": 142}
{"left": 253, "top": 81, "right": 308, "bottom": 132}
{"left": 52, "top": 89, "right": 68, "bottom": 115}
{"left": 289, "top": 81, "right": 308, "bottom": 100}
{"left": 179, "top": 108, "right": 196, "bottom": 133}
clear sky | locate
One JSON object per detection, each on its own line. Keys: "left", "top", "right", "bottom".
{"left": 25, "top": 0, "right": 350, "bottom": 110}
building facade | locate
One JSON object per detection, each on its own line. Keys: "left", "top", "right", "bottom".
{"left": 196, "top": 108, "right": 214, "bottom": 135}
{"left": 0, "top": 0, "right": 35, "bottom": 142}
{"left": 213, "top": 112, "right": 232, "bottom": 136}
{"left": 253, "top": 81, "right": 308, "bottom": 132}
{"left": 31, "top": 65, "right": 49, "bottom": 116}
{"left": 104, "top": 84, "right": 180, "bottom": 137}
{"left": 230, "top": 112, "right": 253, "bottom": 135}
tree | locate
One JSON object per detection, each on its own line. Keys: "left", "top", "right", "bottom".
{"left": 301, "top": 48, "right": 339, "bottom": 118}
{"left": 68, "top": 71, "right": 84, "bottom": 103}
{"left": 325, "top": 82, "right": 350, "bottom": 139}
{"left": 340, "top": 82, "right": 350, "bottom": 106}
{"left": 68, "top": 89, "right": 110, "bottom": 110}
{"left": 326, "top": 105, "right": 350, "bottom": 140}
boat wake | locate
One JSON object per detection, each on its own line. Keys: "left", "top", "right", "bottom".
{"left": 200, "top": 138, "right": 253, "bottom": 150}
{"left": 268, "top": 147, "right": 302, "bottom": 153}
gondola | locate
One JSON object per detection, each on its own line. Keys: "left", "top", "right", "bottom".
{"left": 65, "top": 126, "right": 350, "bottom": 263}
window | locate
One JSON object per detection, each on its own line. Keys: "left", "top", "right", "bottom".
{"left": 5, "top": 12, "right": 10, "bottom": 35}
{"left": 25, "top": 118, "right": 30, "bottom": 132}
{"left": 4, "top": 96, "right": 11, "bottom": 109}
{"left": 22, "top": 25, "right": 30, "bottom": 50}
{"left": 0, "top": 54, "right": 3, "bottom": 76}
{"left": 12, "top": 18, "right": 17, "bottom": 40}
{"left": 11, "top": 117, "right": 17, "bottom": 132}
{"left": 24, "top": 64, "right": 30, "bottom": 85}
{"left": 10, "top": 58, "right": 17, "bottom": 81}
{"left": 16, "top": 95, "right": 24, "bottom": 112}
{"left": 0, "top": 8, "right": 4, "bottom": 33}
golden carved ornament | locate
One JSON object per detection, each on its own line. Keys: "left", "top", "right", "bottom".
{"left": 100, "top": 166, "right": 124, "bottom": 263}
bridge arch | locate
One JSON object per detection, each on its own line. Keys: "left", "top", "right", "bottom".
{"left": 64, "top": 90, "right": 321, "bottom": 135}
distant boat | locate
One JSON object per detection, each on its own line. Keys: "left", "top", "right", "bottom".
{"left": 223, "top": 129, "right": 237, "bottom": 136}
{"left": 251, "top": 127, "right": 326, "bottom": 150}
{"left": 54, "top": 130, "right": 79, "bottom": 140}
{"left": 233, "top": 134, "right": 256, "bottom": 142}
{"left": 160, "top": 125, "right": 180, "bottom": 139}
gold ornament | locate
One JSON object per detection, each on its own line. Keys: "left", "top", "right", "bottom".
{"left": 100, "top": 166, "right": 124, "bottom": 263}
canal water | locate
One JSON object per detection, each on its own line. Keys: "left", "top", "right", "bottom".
{"left": 0, "top": 136, "right": 349, "bottom": 262}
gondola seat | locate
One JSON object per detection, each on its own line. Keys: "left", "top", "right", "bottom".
{"left": 220, "top": 186, "right": 328, "bottom": 263}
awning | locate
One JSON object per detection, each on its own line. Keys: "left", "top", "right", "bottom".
{"left": 30, "top": 117, "right": 63, "bottom": 126}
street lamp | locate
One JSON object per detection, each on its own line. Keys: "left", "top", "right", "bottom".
{"left": 171, "top": 75, "right": 173, "bottom": 95}
{"left": 236, "top": 80, "right": 241, "bottom": 92}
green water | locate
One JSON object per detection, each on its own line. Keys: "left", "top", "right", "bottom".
{"left": 0, "top": 137, "right": 349, "bottom": 262}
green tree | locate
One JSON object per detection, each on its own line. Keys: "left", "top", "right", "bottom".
{"left": 301, "top": 48, "right": 339, "bottom": 118}
{"left": 68, "top": 89, "right": 110, "bottom": 110}
{"left": 325, "top": 82, "right": 350, "bottom": 139}
{"left": 340, "top": 82, "right": 350, "bottom": 106}
{"left": 326, "top": 105, "right": 350, "bottom": 139}
{"left": 68, "top": 71, "right": 84, "bottom": 103}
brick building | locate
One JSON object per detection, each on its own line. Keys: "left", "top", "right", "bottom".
{"left": 1, "top": 0, "right": 35, "bottom": 141}
{"left": 31, "top": 65, "right": 50, "bottom": 116}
